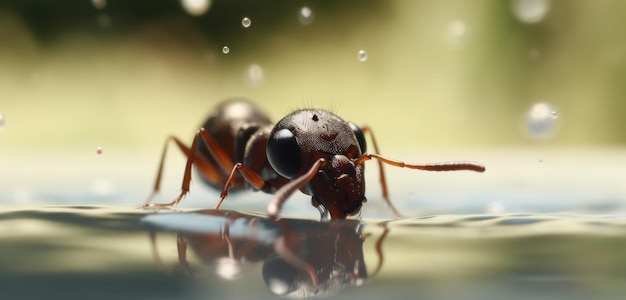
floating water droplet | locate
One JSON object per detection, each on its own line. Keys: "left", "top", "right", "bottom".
{"left": 180, "top": 0, "right": 212, "bottom": 16}
{"left": 222, "top": 46, "right": 230, "bottom": 54}
{"left": 298, "top": 6, "right": 314, "bottom": 25}
{"left": 96, "top": 146, "right": 103, "bottom": 155}
{"left": 246, "top": 64, "right": 264, "bottom": 86}
{"left": 512, "top": 0, "right": 550, "bottom": 24}
{"left": 538, "top": 158, "right": 544, "bottom": 163}
{"left": 242, "top": 17, "right": 251, "bottom": 28}
{"left": 0, "top": 113, "right": 5, "bottom": 131}
{"left": 550, "top": 110, "right": 558, "bottom": 119}
{"left": 357, "top": 50, "right": 368, "bottom": 62}
{"left": 91, "top": 0, "right": 107, "bottom": 10}
{"left": 448, "top": 20, "right": 468, "bottom": 46}
{"left": 525, "top": 102, "right": 559, "bottom": 139}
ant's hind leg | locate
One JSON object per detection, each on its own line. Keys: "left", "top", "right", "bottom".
{"left": 146, "top": 128, "right": 267, "bottom": 209}
{"left": 143, "top": 133, "right": 223, "bottom": 207}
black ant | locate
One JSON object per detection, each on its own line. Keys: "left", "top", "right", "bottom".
{"left": 143, "top": 99, "right": 485, "bottom": 219}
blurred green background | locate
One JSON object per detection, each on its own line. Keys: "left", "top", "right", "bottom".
{"left": 2, "top": 0, "right": 626, "bottom": 212}
{"left": 2, "top": 0, "right": 625, "bottom": 153}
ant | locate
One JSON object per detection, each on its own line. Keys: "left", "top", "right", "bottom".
{"left": 143, "top": 99, "right": 485, "bottom": 219}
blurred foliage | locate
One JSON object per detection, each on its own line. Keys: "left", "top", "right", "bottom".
{"left": 1, "top": 0, "right": 625, "bottom": 150}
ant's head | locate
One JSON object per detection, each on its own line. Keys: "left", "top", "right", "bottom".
{"left": 267, "top": 109, "right": 367, "bottom": 219}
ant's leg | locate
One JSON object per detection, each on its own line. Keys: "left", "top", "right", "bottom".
{"left": 147, "top": 128, "right": 264, "bottom": 209}
{"left": 234, "top": 218, "right": 261, "bottom": 260}
{"left": 146, "top": 128, "right": 235, "bottom": 208}
{"left": 274, "top": 222, "right": 320, "bottom": 286}
{"left": 212, "top": 127, "right": 287, "bottom": 212}
{"left": 267, "top": 158, "right": 327, "bottom": 219}
{"left": 149, "top": 232, "right": 168, "bottom": 272}
{"left": 214, "top": 163, "right": 266, "bottom": 209}
{"left": 220, "top": 215, "right": 263, "bottom": 264}
{"left": 143, "top": 134, "right": 223, "bottom": 206}
{"left": 368, "top": 222, "right": 390, "bottom": 278}
{"left": 221, "top": 220, "right": 236, "bottom": 259}
{"left": 197, "top": 128, "right": 235, "bottom": 174}
{"left": 359, "top": 126, "right": 400, "bottom": 217}
{"left": 177, "top": 233, "right": 192, "bottom": 275}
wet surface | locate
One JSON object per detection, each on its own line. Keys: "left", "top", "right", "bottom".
{"left": 2, "top": 206, "right": 626, "bottom": 299}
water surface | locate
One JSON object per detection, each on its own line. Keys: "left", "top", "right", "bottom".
{"left": 1, "top": 206, "right": 625, "bottom": 299}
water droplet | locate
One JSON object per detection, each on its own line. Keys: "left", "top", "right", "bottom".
{"left": 91, "top": 0, "right": 107, "bottom": 10}
{"left": 222, "top": 46, "right": 230, "bottom": 54}
{"left": 357, "top": 50, "right": 368, "bottom": 62}
{"left": 525, "top": 102, "right": 559, "bottom": 139}
{"left": 246, "top": 64, "right": 264, "bottom": 86}
{"left": 538, "top": 158, "right": 544, "bottom": 163}
{"left": 180, "top": 0, "right": 212, "bottom": 16}
{"left": 298, "top": 6, "right": 314, "bottom": 25}
{"left": 96, "top": 146, "right": 103, "bottom": 155}
{"left": 550, "top": 110, "right": 558, "bottom": 119}
{"left": 512, "top": 0, "right": 550, "bottom": 24}
{"left": 0, "top": 113, "right": 5, "bottom": 131}
{"left": 448, "top": 20, "right": 468, "bottom": 46}
{"left": 242, "top": 17, "right": 251, "bottom": 28}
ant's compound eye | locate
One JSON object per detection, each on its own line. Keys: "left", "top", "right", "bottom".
{"left": 267, "top": 128, "right": 301, "bottom": 178}
{"left": 348, "top": 122, "right": 367, "bottom": 154}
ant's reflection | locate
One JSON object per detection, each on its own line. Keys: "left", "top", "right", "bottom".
{"left": 144, "top": 210, "right": 389, "bottom": 298}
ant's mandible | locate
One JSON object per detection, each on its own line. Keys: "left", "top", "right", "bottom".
{"left": 143, "top": 99, "right": 485, "bottom": 219}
